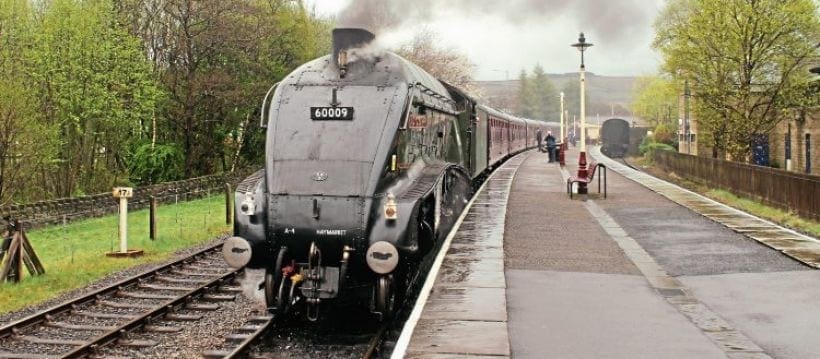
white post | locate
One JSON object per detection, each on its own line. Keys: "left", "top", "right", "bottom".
{"left": 560, "top": 92, "right": 565, "bottom": 141}
{"left": 119, "top": 197, "right": 128, "bottom": 253}
{"left": 580, "top": 67, "right": 587, "bottom": 152}
{"left": 112, "top": 187, "right": 133, "bottom": 254}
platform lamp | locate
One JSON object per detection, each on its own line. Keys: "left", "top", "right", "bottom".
{"left": 559, "top": 92, "right": 565, "bottom": 141}
{"left": 572, "top": 32, "right": 593, "bottom": 194}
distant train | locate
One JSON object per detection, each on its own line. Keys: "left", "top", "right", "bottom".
{"left": 600, "top": 118, "right": 631, "bottom": 158}
{"left": 222, "top": 28, "right": 559, "bottom": 321}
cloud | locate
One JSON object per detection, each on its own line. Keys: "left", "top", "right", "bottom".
{"left": 338, "top": 0, "right": 656, "bottom": 47}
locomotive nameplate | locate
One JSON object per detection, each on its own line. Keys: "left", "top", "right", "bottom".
{"left": 311, "top": 107, "right": 354, "bottom": 121}
{"left": 407, "top": 114, "right": 428, "bottom": 129}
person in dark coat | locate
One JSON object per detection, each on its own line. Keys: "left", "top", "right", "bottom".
{"left": 545, "top": 131, "right": 557, "bottom": 162}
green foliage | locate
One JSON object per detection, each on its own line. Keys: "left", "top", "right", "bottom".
{"left": 127, "top": 142, "right": 184, "bottom": 185}
{"left": 0, "top": 0, "right": 58, "bottom": 205}
{"left": 0, "top": 0, "right": 332, "bottom": 203}
{"left": 517, "top": 65, "right": 559, "bottom": 120}
{"left": 639, "top": 135, "right": 676, "bottom": 157}
{"left": 653, "top": 123, "right": 678, "bottom": 147}
{"left": 631, "top": 76, "right": 680, "bottom": 127}
{"left": 23, "top": 0, "right": 165, "bottom": 198}
{"left": 654, "top": 0, "right": 820, "bottom": 160}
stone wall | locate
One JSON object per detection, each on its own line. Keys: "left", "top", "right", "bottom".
{"left": 769, "top": 108, "right": 819, "bottom": 176}
{"left": 0, "top": 169, "right": 256, "bottom": 229}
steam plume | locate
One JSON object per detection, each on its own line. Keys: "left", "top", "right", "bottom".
{"left": 337, "top": 0, "right": 654, "bottom": 46}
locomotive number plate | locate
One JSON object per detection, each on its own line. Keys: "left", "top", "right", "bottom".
{"left": 311, "top": 107, "right": 354, "bottom": 121}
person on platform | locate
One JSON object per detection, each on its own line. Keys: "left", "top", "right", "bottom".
{"left": 545, "top": 131, "right": 557, "bottom": 162}
{"left": 536, "top": 130, "right": 543, "bottom": 153}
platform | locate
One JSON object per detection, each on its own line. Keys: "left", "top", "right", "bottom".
{"left": 393, "top": 145, "right": 820, "bottom": 359}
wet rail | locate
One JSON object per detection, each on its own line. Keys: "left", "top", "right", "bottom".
{"left": 0, "top": 241, "right": 243, "bottom": 358}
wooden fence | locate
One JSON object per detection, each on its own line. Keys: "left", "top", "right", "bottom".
{"left": 0, "top": 169, "right": 256, "bottom": 229}
{"left": 653, "top": 151, "right": 819, "bottom": 220}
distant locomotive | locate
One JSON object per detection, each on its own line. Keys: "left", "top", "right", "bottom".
{"left": 223, "top": 28, "right": 557, "bottom": 321}
{"left": 600, "top": 118, "right": 631, "bottom": 158}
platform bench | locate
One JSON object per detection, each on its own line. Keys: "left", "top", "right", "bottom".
{"left": 567, "top": 162, "right": 607, "bottom": 199}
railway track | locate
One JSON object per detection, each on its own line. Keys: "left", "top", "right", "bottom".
{"left": 202, "top": 314, "right": 393, "bottom": 359}
{"left": 0, "top": 242, "right": 243, "bottom": 358}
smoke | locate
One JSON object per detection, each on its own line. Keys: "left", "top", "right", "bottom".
{"left": 337, "top": 0, "right": 654, "bottom": 46}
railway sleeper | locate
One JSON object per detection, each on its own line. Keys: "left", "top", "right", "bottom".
{"left": 164, "top": 313, "right": 202, "bottom": 321}
{"left": 43, "top": 321, "right": 116, "bottom": 331}
{"left": 185, "top": 302, "right": 220, "bottom": 311}
{"left": 116, "top": 338, "right": 158, "bottom": 347}
{"left": 74, "top": 311, "right": 138, "bottom": 320}
{"left": 154, "top": 275, "right": 209, "bottom": 284}
{"left": 116, "top": 291, "right": 176, "bottom": 300}
{"left": 202, "top": 293, "right": 236, "bottom": 302}
{"left": 138, "top": 283, "right": 196, "bottom": 291}
{"left": 0, "top": 353, "right": 60, "bottom": 359}
{"left": 225, "top": 333, "right": 252, "bottom": 343}
{"left": 98, "top": 300, "right": 155, "bottom": 309}
{"left": 15, "top": 335, "right": 85, "bottom": 346}
{"left": 171, "top": 270, "right": 218, "bottom": 277}
{"left": 201, "top": 350, "right": 230, "bottom": 358}
{"left": 184, "top": 265, "right": 229, "bottom": 273}
{"left": 218, "top": 285, "right": 243, "bottom": 293}
{"left": 143, "top": 325, "right": 182, "bottom": 333}
{"left": 236, "top": 324, "right": 265, "bottom": 332}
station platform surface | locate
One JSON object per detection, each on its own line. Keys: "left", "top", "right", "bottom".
{"left": 394, "top": 144, "right": 820, "bottom": 359}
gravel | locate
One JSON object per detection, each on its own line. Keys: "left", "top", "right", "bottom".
{"left": 0, "top": 235, "right": 226, "bottom": 327}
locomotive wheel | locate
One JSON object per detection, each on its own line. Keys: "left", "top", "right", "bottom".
{"left": 265, "top": 247, "right": 288, "bottom": 313}
{"left": 375, "top": 275, "right": 395, "bottom": 320}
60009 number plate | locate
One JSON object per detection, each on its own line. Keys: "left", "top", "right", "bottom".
{"left": 311, "top": 107, "right": 354, "bottom": 121}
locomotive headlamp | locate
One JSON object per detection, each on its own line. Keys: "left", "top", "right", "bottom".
{"left": 384, "top": 193, "right": 398, "bottom": 220}
{"left": 366, "top": 241, "right": 399, "bottom": 274}
{"left": 240, "top": 193, "right": 255, "bottom": 216}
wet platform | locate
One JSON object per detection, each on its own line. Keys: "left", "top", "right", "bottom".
{"left": 394, "top": 145, "right": 820, "bottom": 359}
{"left": 393, "top": 152, "right": 527, "bottom": 358}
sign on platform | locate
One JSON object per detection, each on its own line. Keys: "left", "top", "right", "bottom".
{"left": 113, "top": 187, "right": 133, "bottom": 199}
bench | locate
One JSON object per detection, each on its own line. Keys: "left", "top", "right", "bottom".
{"left": 566, "top": 162, "right": 607, "bottom": 199}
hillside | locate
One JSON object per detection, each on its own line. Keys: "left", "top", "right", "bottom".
{"left": 472, "top": 73, "right": 638, "bottom": 119}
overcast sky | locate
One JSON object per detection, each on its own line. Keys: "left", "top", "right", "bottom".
{"left": 305, "top": 0, "right": 667, "bottom": 80}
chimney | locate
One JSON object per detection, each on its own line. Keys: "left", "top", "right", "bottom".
{"left": 332, "top": 28, "right": 375, "bottom": 78}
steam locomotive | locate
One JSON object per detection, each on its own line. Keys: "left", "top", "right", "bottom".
{"left": 600, "top": 118, "right": 631, "bottom": 158}
{"left": 223, "top": 28, "right": 558, "bottom": 321}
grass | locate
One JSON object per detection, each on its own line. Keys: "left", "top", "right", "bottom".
{"left": 633, "top": 157, "right": 820, "bottom": 238}
{"left": 0, "top": 195, "right": 231, "bottom": 315}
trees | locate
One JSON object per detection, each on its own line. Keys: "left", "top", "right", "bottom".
{"left": 0, "top": 0, "right": 56, "bottom": 204}
{"left": 654, "top": 0, "right": 820, "bottom": 159}
{"left": 118, "top": 0, "right": 332, "bottom": 178}
{"left": 516, "top": 65, "right": 559, "bottom": 120}
{"left": 631, "top": 76, "right": 680, "bottom": 127}
{"left": 530, "top": 65, "right": 559, "bottom": 121}
{"left": 0, "top": 0, "right": 333, "bottom": 203}
{"left": 396, "top": 29, "right": 477, "bottom": 94}
{"left": 27, "top": 0, "right": 164, "bottom": 197}
{"left": 517, "top": 70, "right": 536, "bottom": 118}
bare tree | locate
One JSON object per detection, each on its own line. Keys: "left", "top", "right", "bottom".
{"left": 396, "top": 29, "right": 479, "bottom": 95}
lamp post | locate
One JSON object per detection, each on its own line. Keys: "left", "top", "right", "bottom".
{"left": 684, "top": 79, "right": 691, "bottom": 154}
{"left": 560, "top": 92, "right": 565, "bottom": 141}
{"left": 572, "top": 32, "right": 593, "bottom": 194}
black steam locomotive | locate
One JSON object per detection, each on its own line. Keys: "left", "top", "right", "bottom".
{"left": 223, "top": 28, "right": 557, "bottom": 321}
{"left": 600, "top": 118, "right": 631, "bottom": 158}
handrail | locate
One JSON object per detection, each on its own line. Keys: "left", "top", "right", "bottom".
{"left": 260, "top": 82, "right": 280, "bottom": 129}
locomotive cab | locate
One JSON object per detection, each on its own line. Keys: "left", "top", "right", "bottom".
{"left": 223, "top": 28, "right": 471, "bottom": 321}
